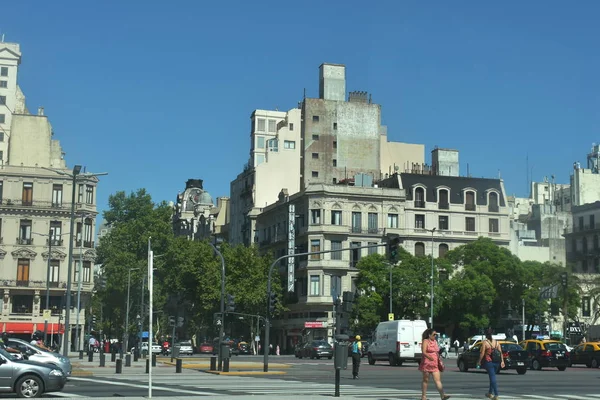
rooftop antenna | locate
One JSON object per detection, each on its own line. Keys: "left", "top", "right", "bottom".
{"left": 1, "top": 34, "right": 5, "bottom": 42}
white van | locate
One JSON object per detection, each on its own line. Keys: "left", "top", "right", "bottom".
{"left": 367, "top": 319, "right": 428, "bottom": 366}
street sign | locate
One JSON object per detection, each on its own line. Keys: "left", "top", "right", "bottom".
{"left": 287, "top": 204, "right": 295, "bottom": 293}
{"left": 540, "top": 285, "right": 559, "bottom": 299}
{"left": 43, "top": 309, "right": 51, "bottom": 321}
{"left": 388, "top": 313, "right": 394, "bottom": 321}
{"left": 255, "top": 336, "right": 260, "bottom": 342}
{"left": 216, "top": 319, "right": 222, "bottom": 326}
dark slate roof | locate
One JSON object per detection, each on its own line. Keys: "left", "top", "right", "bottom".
{"left": 380, "top": 173, "right": 506, "bottom": 206}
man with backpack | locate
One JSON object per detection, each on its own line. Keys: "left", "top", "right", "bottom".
{"left": 351, "top": 335, "right": 362, "bottom": 379}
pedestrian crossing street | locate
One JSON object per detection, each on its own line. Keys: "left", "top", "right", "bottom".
{"left": 96, "top": 374, "right": 600, "bottom": 399}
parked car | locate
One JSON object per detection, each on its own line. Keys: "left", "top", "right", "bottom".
{"left": 519, "top": 339, "right": 569, "bottom": 371}
{"left": 294, "top": 343, "right": 305, "bottom": 358}
{"left": 568, "top": 342, "right": 600, "bottom": 368}
{"left": 151, "top": 343, "right": 162, "bottom": 354}
{"left": 457, "top": 341, "right": 528, "bottom": 375}
{"left": 174, "top": 341, "right": 194, "bottom": 356}
{"left": 198, "top": 343, "right": 214, "bottom": 354}
{"left": 7, "top": 338, "right": 72, "bottom": 376}
{"left": 299, "top": 340, "right": 333, "bottom": 360}
{"left": 0, "top": 348, "right": 67, "bottom": 398}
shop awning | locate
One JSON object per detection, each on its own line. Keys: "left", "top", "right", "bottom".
{"left": 2, "top": 322, "right": 64, "bottom": 335}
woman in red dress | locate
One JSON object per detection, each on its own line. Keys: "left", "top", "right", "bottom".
{"left": 419, "top": 328, "right": 450, "bottom": 400}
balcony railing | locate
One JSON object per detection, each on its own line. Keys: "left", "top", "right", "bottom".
{"left": 465, "top": 203, "right": 476, "bottom": 211}
{"left": 1, "top": 199, "right": 73, "bottom": 209}
{"left": 1, "top": 279, "right": 69, "bottom": 289}
{"left": 438, "top": 202, "right": 449, "bottom": 210}
{"left": 414, "top": 200, "right": 426, "bottom": 208}
{"left": 46, "top": 239, "right": 64, "bottom": 247}
{"left": 16, "top": 237, "right": 33, "bottom": 245}
{"left": 488, "top": 204, "right": 499, "bottom": 212}
{"left": 564, "top": 225, "right": 600, "bottom": 234}
{"left": 84, "top": 240, "right": 95, "bottom": 248}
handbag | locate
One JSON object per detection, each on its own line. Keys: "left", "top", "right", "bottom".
{"left": 437, "top": 357, "right": 445, "bottom": 372}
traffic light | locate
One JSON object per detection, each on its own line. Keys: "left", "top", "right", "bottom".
{"left": 91, "top": 315, "right": 97, "bottom": 326}
{"left": 177, "top": 317, "right": 184, "bottom": 327}
{"left": 169, "top": 316, "right": 176, "bottom": 327}
{"left": 226, "top": 294, "right": 236, "bottom": 312}
{"left": 560, "top": 272, "right": 568, "bottom": 288}
{"left": 386, "top": 235, "right": 402, "bottom": 263}
{"left": 269, "top": 292, "right": 277, "bottom": 315}
{"left": 342, "top": 291, "right": 355, "bottom": 313}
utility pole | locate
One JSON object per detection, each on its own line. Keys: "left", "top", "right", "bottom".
{"left": 561, "top": 272, "right": 568, "bottom": 342}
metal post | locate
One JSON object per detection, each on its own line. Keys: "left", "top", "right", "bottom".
{"left": 63, "top": 166, "right": 81, "bottom": 356}
{"left": 75, "top": 214, "right": 84, "bottom": 352}
{"left": 429, "top": 228, "right": 436, "bottom": 327}
{"left": 140, "top": 276, "right": 145, "bottom": 352}
{"left": 210, "top": 243, "right": 225, "bottom": 372}
{"left": 44, "top": 227, "right": 52, "bottom": 345}
{"left": 148, "top": 239, "right": 153, "bottom": 399}
{"left": 389, "top": 264, "right": 392, "bottom": 314}
{"left": 522, "top": 298, "right": 525, "bottom": 342}
{"left": 125, "top": 269, "right": 132, "bottom": 354}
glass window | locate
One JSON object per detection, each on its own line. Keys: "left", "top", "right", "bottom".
{"left": 289, "top": 123, "right": 294, "bottom": 131}
{"left": 268, "top": 139, "right": 278, "bottom": 152}
{"left": 52, "top": 184, "right": 63, "bottom": 207}
{"left": 310, "top": 209, "right": 321, "bottom": 225}
{"left": 387, "top": 214, "right": 398, "bottom": 228}
{"left": 86, "top": 185, "right": 94, "bottom": 204}
{"left": 256, "top": 154, "right": 265, "bottom": 165}
{"left": 331, "top": 210, "right": 342, "bottom": 225}
{"left": 352, "top": 212, "right": 361, "bottom": 233}
{"left": 439, "top": 215, "right": 449, "bottom": 230}
{"left": 439, "top": 243, "right": 449, "bottom": 258}
{"left": 312, "top": 134, "right": 319, "bottom": 140}
{"left": 489, "top": 192, "right": 499, "bottom": 212}
{"left": 256, "top": 118, "right": 265, "bottom": 131}
{"left": 0, "top": 67, "right": 7, "bottom": 77}
{"left": 284, "top": 140, "right": 296, "bottom": 149}
{"left": 311, "top": 171, "right": 318, "bottom": 178}
{"left": 330, "top": 275, "right": 341, "bottom": 298}
{"left": 268, "top": 119, "right": 277, "bottom": 132}
{"left": 466, "top": 217, "right": 476, "bottom": 232}
{"left": 439, "top": 189, "right": 449, "bottom": 209}
{"left": 466, "top": 191, "right": 476, "bottom": 211}
{"left": 256, "top": 136, "right": 265, "bottom": 149}
{"left": 312, "top": 153, "right": 319, "bottom": 159}
{"left": 78, "top": 184, "right": 84, "bottom": 203}
{"left": 22, "top": 182, "right": 33, "bottom": 206}
{"left": 331, "top": 240, "right": 342, "bottom": 260}
{"left": 310, "top": 239, "right": 320, "bottom": 260}
{"left": 415, "top": 242, "right": 425, "bottom": 257}
{"left": 415, "top": 214, "right": 425, "bottom": 229}
{"left": 368, "top": 242, "right": 378, "bottom": 255}
{"left": 310, "top": 275, "right": 320, "bottom": 296}
{"left": 0, "top": 81, "right": 7, "bottom": 89}
{"left": 0, "top": 95, "right": 6, "bottom": 105}
{"left": 49, "top": 260, "right": 60, "bottom": 286}
{"left": 489, "top": 218, "right": 499, "bottom": 233}
{"left": 312, "top": 115, "right": 319, "bottom": 122}
{"left": 350, "top": 242, "right": 361, "bottom": 266}
{"left": 0, "top": 114, "right": 5, "bottom": 124}
{"left": 17, "top": 259, "right": 30, "bottom": 285}
{"left": 368, "top": 213, "right": 378, "bottom": 233}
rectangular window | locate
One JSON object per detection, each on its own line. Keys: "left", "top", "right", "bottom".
{"left": 256, "top": 154, "right": 265, "bottom": 165}
{"left": 22, "top": 182, "right": 33, "bottom": 206}
{"left": 310, "top": 239, "right": 321, "bottom": 260}
{"left": 312, "top": 115, "right": 320, "bottom": 122}
{"left": 415, "top": 214, "right": 425, "bottom": 229}
{"left": 0, "top": 132, "right": 3, "bottom": 141}
{"left": 310, "top": 209, "right": 321, "bottom": 225}
{"left": 86, "top": 185, "right": 94, "bottom": 204}
{"left": 312, "top": 153, "right": 319, "bottom": 159}
{"left": 350, "top": 242, "right": 361, "bottom": 266}
{"left": 333, "top": 141, "right": 337, "bottom": 149}
{"left": 333, "top": 159, "right": 337, "bottom": 167}
{"left": 591, "top": 215, "right": 596, "bottom": 230}
{"left": 330, "top": 275, "right": 342, "bottom": 298}
{"left": 578, "top": 216, "right": 584, "bottom": 230}
{"left": 0, "top": 181, "right": 3, "bottom": 202}
{"left": 289, "top": 123, "right": 294, "bottom": 131}
{"left": 465, "top": 191, "right": 476, "bottom": 211}
{"left": 76, "top": 222, "right": 82, "bottom": 246}
{"left": 368, "top": 241, "right": 378, "bottom": 255}
{"left": 0, "top": 95, "right": 6, "bottom": 104}
{"left": 52, "top": 184, "right": 63, "bottom": 207}
{"left": 311, "top": 171, "right": 318, "bottom": 178}
{"left": 17, "top": 259, "right": 30, "bottom": 286}
{"left": 0, "top": 67, "right": 7, "bottom": 77}
{"left": 84, "top": 218, "right": 93, "bottom": 247}
{"left": 49, "top": 260, "right": 60, "bottom": 287}
{"left": 268, "top": 119, "right": 277, "bottom": 133}
{"left": 489, "top": 218, "right": 499, "bottom": 233}
{"left": 331, "top": 240, "right": 342, "bottom": 260}
{"left": 50, "top": 221, "right": 62, "bottom": 245}
{"left": 256, "top": 136, "right": 265, "bottom": 149}
{"left": 83, "top": 261, "right": 92, "bottom": 283}
{"left": 19, "top": 219, "right": 32, "bottom": 244}
{"left": 387, "top": 214, "right": 398, "bottom": 228}
{"left": 0, "top": 114, "right": 5, "bottom": 124}
{"left": 333, "top": 122, "right": 337, "bottom": 130}
{"left": 267, "top": 138, "right": 278, "bottom": 152}
{"left": 439, "top": 216, "right": 449, "bottom": 230}
{"left": 331, "top": 210, "right": 342, "bottom": 225}
{"left": 582, "top": 297, "right": 591, "bottom": 317}
{"left": 78, "top": 184, "right": 84, "bottom": 203}
{"left": 368, "top": 212, "right": 378, "bottom": 233}
{"left": 310, "top": 275, "right": 320, "bottom": 296}
{"left": 312, "top": 134, "right": 319, "bottom": 140}
{"left": 0, "top": 81, "right": 7, "bottom": 88}
{"left": 256, "top": 118, "right": 265, "bottom": 131}
{"left": 351, "top": 212, "right": 362, "bottom": 233}
{"left": 466, "top": 217, "right": 476, "bottom": 232}
{"left": 284, "top": 140, "right": 296, "bottom": 149}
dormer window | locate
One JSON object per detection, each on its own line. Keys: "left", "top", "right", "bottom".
{"left": 488, "top": 192, "right": 499, "bottom": 212}
{"left": 414, "top": 187, "right": 425, "bottom": 208}
{"left": 465, "top": 191, "right": 476, "bottom": 211}
{"left": 438, "top": 189, "right": 449, "bottom": 210}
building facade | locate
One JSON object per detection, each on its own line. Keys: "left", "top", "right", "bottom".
{"left": 0, "top": 40, "right": 98, "bottom": 347}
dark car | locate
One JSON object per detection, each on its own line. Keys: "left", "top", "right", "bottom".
{"left": 568, "top": 342, "right": 600, "bottom": 368}
{"left": 457, "top": 341, "right": 528, "bottom": 375}
{"left": 520, "top": 339, "right": 569, "bottom": 371}
{"left": 301, "top": 340, "right": 333, "bottom": 360}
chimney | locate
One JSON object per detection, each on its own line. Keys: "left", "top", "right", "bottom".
{"left": 37, "top": 107, "right": 44, "bottom": 116}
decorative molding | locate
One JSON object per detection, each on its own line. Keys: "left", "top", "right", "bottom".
{"left": 11, "top": 248, "right": 37, "bottom": 260}
{"left": 42, "top": 249, "right": 67, "bottom": 261}
{"left": 83, "top": 249, "right": 97, "bottom": 262}
{"left": 0, "top": 248, "right": 6, "bottom": 260}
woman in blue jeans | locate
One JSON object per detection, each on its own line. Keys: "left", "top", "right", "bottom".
{"left": 477, "top": 330, "right": 505, "bottom": 400}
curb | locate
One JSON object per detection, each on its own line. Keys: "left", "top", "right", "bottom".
{"left": 71, "top": 370, "right": 94, "bottom": 377}
{"left": 163, "top": 362, "right": 291, "bottom": 369}
{"left": 201, "top": 370, "right": 287, "bottom": 376}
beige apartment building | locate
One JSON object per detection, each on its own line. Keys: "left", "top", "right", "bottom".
{"left": 0, "top": 40, "right": 98, "bottom": 347}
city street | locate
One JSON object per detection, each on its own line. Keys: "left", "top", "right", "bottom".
{"left": 46, "top": 355, "right": 600, "bottom": 399}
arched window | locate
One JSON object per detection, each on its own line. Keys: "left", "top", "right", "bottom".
{"left": 415, "top": 242, "right": 425, "bottom": 257}
{"left": 415, "top": 187, "right": 425, "bottom": 208}
{"left": 465, "top": 191, "right": 476, "bottom": 211}
{"left": 488, "top": 192, "right": 499, "bottom": 212}
{"left": 439, "top": 243, "right": 449, "bottom": 258}
{"left": 438, "top": 189, "right": 449, "bottom": 210}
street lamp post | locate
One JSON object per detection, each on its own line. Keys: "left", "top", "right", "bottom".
{"left": 75, "top": 212, "right": 94, "bottom": 352}
{"left": 124, "top": 267, "right": 140, "bottom": 354}
{"left": 42, "top": 165, "right": 108, "bottom": 356}
{"left": 427, "top": 228, "right": 437, "bottom": 328}
{"left": 209, "top": 242, "right": 225, "bottom": 372}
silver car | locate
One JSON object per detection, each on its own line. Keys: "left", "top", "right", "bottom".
{"left": 7, "top": 339, "right": 72, "bottom": 376}
{"left": 0, "top": 348, "right": 67, "bottom": 397}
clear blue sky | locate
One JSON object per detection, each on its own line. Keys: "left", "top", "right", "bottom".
{"left": 3, "top": 1, "right": 600, "bottom": 216}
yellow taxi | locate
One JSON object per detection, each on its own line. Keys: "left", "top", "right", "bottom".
{"left": 519, "top": 339, "right": 569, "bottom": 371}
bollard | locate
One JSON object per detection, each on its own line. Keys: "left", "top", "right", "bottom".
{"left": 99, "top": 353, "right": 106, "bottom": 367}
{"left": 145, "top": 359, "right": 149, "bottom": 374}
{"left": 111, "top": 352, "right": 116, "bottom": 362}
{"left": 125, "top": 353, "right": 131, "bottom": 367}
{"left": 176, "top": 358, "right": 182, "bottom": 373}
{"left": 152, "top": 354, "right": 157, "bottom": 367}
{"left": 223, "top": 358, "right": 230, "bottom": 373}
{"left": 79, "top": 350, "right": 84, "bottom": 360}
{"left": 210, "top": 356, "right": 217, "bottom": 371}
{"left": 134, "top": 351, "right": 139, "bottom": 362}
{"left": 115, "top": 359, "right": 122, "bottom": 374}
{"left": 88, "top": 351, "right": 94, "bottom": 362}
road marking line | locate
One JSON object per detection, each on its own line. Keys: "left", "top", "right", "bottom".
{"left": 68, "top": 377, "right": 221, "bottom": 396}
{"left": 559, "top": 396, "right": 599, "bottom": 400}
{"left": 48, "top": 393, "right": 85, "bottom": 398}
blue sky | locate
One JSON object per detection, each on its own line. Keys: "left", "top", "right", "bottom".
{"left": 2, "top": 1, "right": 600, "bottom": 217}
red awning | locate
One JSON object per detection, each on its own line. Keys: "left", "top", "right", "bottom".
{"left": 2, "top": 322, "right": 64, "bottom": 335}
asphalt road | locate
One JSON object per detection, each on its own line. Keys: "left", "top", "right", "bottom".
{"left": 44, "top": 355, "right": 600, "bottom": 399}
